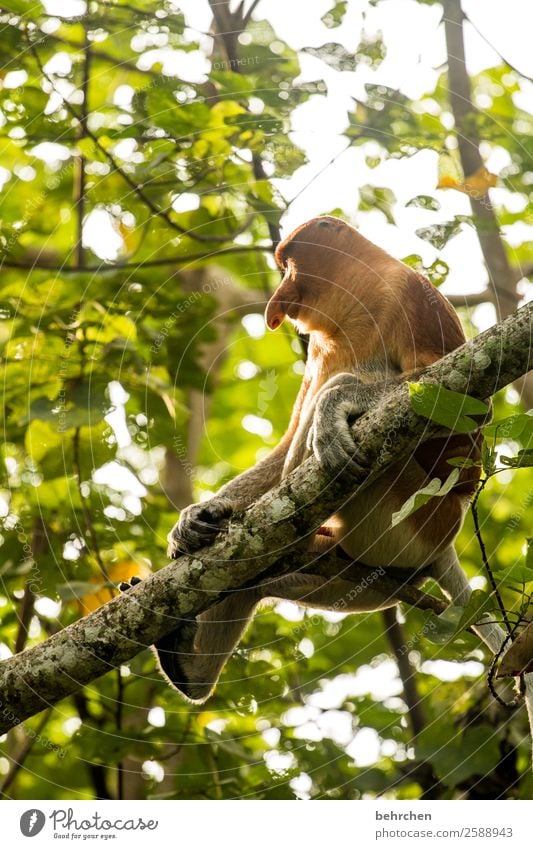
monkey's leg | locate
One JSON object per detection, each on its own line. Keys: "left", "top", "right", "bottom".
{"left": 155, "top": 590, "right": 260, "bottom": 704}
{"left": 155, "top": 569, "right": 402, "bottom": 703}
{"left": 431, "top": 547, "right": 507, "bottom": 656}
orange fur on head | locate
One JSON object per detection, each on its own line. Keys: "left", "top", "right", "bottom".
{"left": 267, "top": 216, "right": 466, "bottom": 374}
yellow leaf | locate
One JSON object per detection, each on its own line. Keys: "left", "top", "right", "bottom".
{"left": 116, "top": 219, "right": 139, "bottom": 255}
{"left": 437, "top": 154, "right": 497, "bottom": 198}
{"left": 437, "top": 151, "right": 463, "bottom": 187}
{"left": 461, "top": 167, "right": 498, "bottom": 198}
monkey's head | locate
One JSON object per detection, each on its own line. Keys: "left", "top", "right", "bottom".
{"left": 266, "top": 216, "right": 394, "bottom": 336}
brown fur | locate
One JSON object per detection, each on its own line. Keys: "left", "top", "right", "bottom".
{"left": 162, "top": 215, "right": 487, "bottom": 703}
{"left": 272, "top": 216, "right": 481, "bottom": 520}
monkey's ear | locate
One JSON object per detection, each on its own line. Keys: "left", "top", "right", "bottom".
{"left": 265, "top": 269, "right": 298, "bottom": 330}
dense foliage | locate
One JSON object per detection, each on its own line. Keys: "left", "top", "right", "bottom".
{"left": 0, "top": 0, "right": 532, "bottom": 800}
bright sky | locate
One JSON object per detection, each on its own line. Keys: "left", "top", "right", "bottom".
{"left": 36, "top": 0, "right": 533, "bottom": 778}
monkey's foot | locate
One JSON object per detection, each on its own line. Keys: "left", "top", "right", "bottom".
{"left": 167, "top": 498, "right": 234, "bottom": 558}
{"left": 154, "top": 622, "right": 215, "bottom": 704}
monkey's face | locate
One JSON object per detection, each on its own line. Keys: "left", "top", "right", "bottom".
{"left": 267, "top": 216, "right": 365, "bottom": 336}
{"left": 266, "top": 216, "right": 400, "bottom": 337}
{"left": 265, "top": 261, "right": 334, "bottom": 335}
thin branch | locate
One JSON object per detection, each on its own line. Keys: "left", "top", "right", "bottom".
{"left": 0, "top": 302, "right": 531, "bottom": 733}
{"left": 471, "top": 479, "right": 511, "bottom": 634}
{"left": 207, "top": 1, "right": 282, "bottom": 257}
{"left": 443, "top": 0, "right": 533, "bottom": 409}
{"left": 74, "top": 26, "right": 90, "bottom": 269}
{"left": 443, "top": 0, "right": 519, "bottom": 312}
{"left": 0, "top": 244, "right": 272, "bottom": 273}
{"left": 0, "top": 710, "right": 52, "bottom": 797}
{"left": 242, "top": 0, "right": 262, "bottom": 26}
{"left": 14, "top": 518, "right": 47, "bottom": 654}
{"left": 463, "top": 11, "right": 533, "bottom": 84}
{"left": 73, "top": 427, "right": 110, "bottom": 582}
{"left": 73, "top": 692, "right": 112, "bottom": 799}
{"left": 446, "top": 289, "right": 493, "bottom": 308}
{"left": 382, "top": 608, "right": 426, "bottom": 738}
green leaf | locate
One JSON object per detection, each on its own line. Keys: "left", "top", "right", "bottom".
{"left": 406, "top": 194, "right": 441, "bottom": 211}
{"left": 391, "top": 469, "right": 460, "bottom": 527}
{"left": 483, "top": 411, "right": 533, "bottom": 441}
{"left": 492, "top": 561, "right": 533, "bottom": 585}
{"left": 457, "top": 590, "right": 492, "bottom": 630}
{"left": 500, "top": 450, "right": 533, "bottom": 468}
{"left": 321, "top": 1, "right": 348, "bottom": 28}
{"left": 401, "top": 254, "right": 449, "bottom": 286}
{"left": 408, "top": 382, "right": 489, "bottom": 433}
{"left": 416, "top": 215, "right": 473, "bottom": 250}
{"left": 418, "top": 725, "right": 501, "bottom": 786}
{"left": 359, "top": 184, "right": 396, "bottom": 224}
{"left": 425, "top": 605, "right": 466, "bottom": 644}
{"left": 303, "top": 43, "right": 359, "bottom": 72}
{"left": 526, "top": 538, "right": 533, "bottom": 571}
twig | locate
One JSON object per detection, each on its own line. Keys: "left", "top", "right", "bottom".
{"left": 463, "top": 11, "right": 533, "bottom": 84}
{"left": 471, "top": 477, "right": 512, "bottom": 635}
{"left": 446, "top": 289, "right": 493, "bottom": 308}
{"left": 14, "top": 518, "right": 48, "bottom": 654}
{"left": 74, "top": 26, "right": 90, "bottom": 269}
{"left": 0, "top": 244, "right": 271, "bottom": 273}
{"left": 443, "top": 0, "right": 533, "bottom": 409}
{"left": 0, "top": 710, "right": 52, "bottom": 797}
{"left": 242, "top": 0, "right": 262, "bottom": 26}
{"left": 72, "top": 427, "right": 110, "bottom": 582}
{"left": 116, "top": 670, "right": 124, "bottom": 801}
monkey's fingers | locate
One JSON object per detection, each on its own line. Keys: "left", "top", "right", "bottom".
{"left": 314, "top": 430, "right": 371, "bottom": 484}
{"left": 312, "top": 388, "right": 372, "bottom": 483}
{"left": 167, "top": 499, "right": 234, "bottom": 558}
{"left": 118, "top": 575, "right": 142, "bottom": 592}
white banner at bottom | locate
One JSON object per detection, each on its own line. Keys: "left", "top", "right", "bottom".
{"left": 1, "top": 799, "right": 532, "bottom": 848}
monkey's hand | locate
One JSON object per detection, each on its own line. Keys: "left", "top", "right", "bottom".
{"left": 167, "top": 497, "right": 234, "bottom": 558}
{"left": 311, "top": 376, "right": 379, "bottom": 483}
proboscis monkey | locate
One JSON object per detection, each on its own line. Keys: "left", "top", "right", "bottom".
{"left": 154, "top": 216, "right": 506, "bottom": 703}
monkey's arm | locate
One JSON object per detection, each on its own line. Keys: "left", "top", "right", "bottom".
{"left": 167, "top": 370, "right": 314, "bottom": 557}
{"left": 167, "top": 436, "right": 293, "bottom": 556}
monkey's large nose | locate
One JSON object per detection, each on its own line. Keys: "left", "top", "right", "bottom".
{"left": 265, "top": 276, "right": 297, "bottom": 330}
{"left": 265, "top": 298, "right": 287, "bottom": 330}
{"left": 265, "top": 304, "right": 285, "bottom": 330}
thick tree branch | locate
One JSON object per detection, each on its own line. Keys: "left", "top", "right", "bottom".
{"left": 382, "top": 608, "right": 426, "bottom": 739}
{"left": 0, "top": 303, "right": 531, "bottom": 733}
